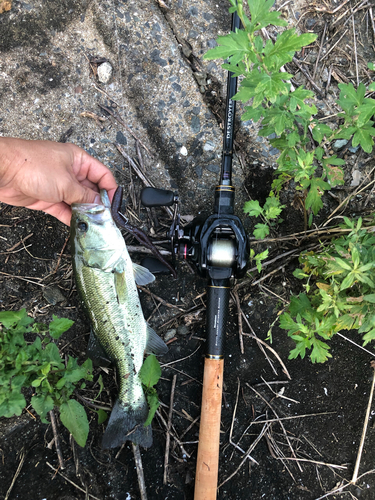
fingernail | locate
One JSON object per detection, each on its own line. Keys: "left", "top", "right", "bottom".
{"left": 94, "top": 194, "right": 101, "bottom": 204}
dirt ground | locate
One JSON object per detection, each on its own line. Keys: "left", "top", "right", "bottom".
{"left": 2, "top": 0, "right": 375, "bottom": 499}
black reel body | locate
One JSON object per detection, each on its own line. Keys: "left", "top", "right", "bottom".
{"left": 140, "top": 187, "right": 250, "bottom": 283}
{"left": 178, "top": 212, "right": 249, "bottom": 281}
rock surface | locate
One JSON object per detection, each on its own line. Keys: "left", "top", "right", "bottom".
{"left": 0, "top": 0, "right": 264, "bottom": 217}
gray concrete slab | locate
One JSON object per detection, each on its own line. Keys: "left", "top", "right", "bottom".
{"left": 0, "top": 0, "right": 263, "bottom": 216}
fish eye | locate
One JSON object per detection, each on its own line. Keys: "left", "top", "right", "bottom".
{"left": 77, "top": 221, "right": 88, "bottom": 232}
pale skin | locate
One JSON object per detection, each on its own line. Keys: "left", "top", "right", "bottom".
{"left": 0, "top": 137, "right": 118, "bottom": 226}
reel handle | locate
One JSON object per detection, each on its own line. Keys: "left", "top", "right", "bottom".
{"left": 141, "top": 187, "right": 176, "bottom": 207}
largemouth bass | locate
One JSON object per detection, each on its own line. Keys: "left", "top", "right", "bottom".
{"left": 70, "top": 190, "right": 167, "bottom": 448}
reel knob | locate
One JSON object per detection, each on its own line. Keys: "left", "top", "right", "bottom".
{"left": 141, "top": 187, "right": 176, "bottom": 207}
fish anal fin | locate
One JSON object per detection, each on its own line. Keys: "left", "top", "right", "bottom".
{"left": 145, "top": 324, "right": 168, "bottom": 356}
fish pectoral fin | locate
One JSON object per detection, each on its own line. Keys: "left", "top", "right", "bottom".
{"left": 114, "top": 271, "right": 128, "bottom": 304}
{"left": 87, "top": 330, "right": 112, "bottom": 367}
{"left": 133, "top": 263, "right": 155, "bottom": 286}
{"left": 145, "top": 324, "right": 168, "bottom": 355}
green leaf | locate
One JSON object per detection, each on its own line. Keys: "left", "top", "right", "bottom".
{"left": 364, "top": 294, "right": 375, "bottom": 303}
{"left": 60, "top": 399, "right": 89, "bottom": 447}
{"left": 247, "top": 0, "right": 288, "bottom": 31}
{"left": 49, "top": 316, "right": 74, "bottom": 339}
{"left": 293, "top": 268, "right": 308, "bottom": 279}
{"left": 253, "top": 223, "right": 270, "bottom": 239}
{"left": 97, "top": 409, "right": 108, "bottom": 425}
{"left": 264, "top": 196, "right": 284, "bottom": 219}
{"left": 315, "top": 147, "right": 324, "bottom": 161}
{"left": 241, "top": 105, "right": 263, "bottom": 122}
{"left": 255, "top": 71, "right": 292, "bottom": 101}
{"left": 338, "top": 82, "right": 366, "bottom": 107}
{"left": 352, "top": 126, "right": 375, "bottom": 153}
{"left": 311, "top": 123, "right": 332, "bottom": 143}
{"left": 340, "top": 273, "right": 355, "bottom": 290}
{"left": 144, "top": 390, "right": 160, "bottom": 427}
{"left": 310, "top": 338, "right": 332, "bottom": 363}
{"left": 266, "top": 29, "right": 317, "bottom": 67}
{"left": 286, "top": 131, "right": 301, "bottom": 147}
{"left": 0, "top": 391, "right": 26, "bottom": 418}
{"left": 203, "top": 29, "right": 250, "bottom": 64}
{"left": 279, "top": 313, "right": 298, "bottom": 331}
{"left": 305, "top": 178, "right": 331, "bottom": 215}
{"left": 335, "top": 257, "right": 352, "bottom": 271}
{"left": 254, "top": 249, "right": 269, "bottom": 273}
{"left": 289, "top": 293, "right": 313, "bottom": 316}
{"left": 363, "top": 328, "right": 375, "bottom": 346}
{"left": 243, "top": 200, "right": 263, "bottom": 217}
{"left": 31, "top": 394, "right": 54, "bottom": 423}
{"left": 356, "top": 100, "right": 375, "bottom": 127}
{"left": 288, "top": 341, "right": 307, "bottom": 360}
{"left": 44, "top": 342, "right": 64, "bottom": 366}
{"left": 0, "top": 309, "right": 33, "bottom": 329}
{"left": 139, "top": 355, "right": 161, "bottom": 388}
{"left": 351, "top": 246, "right": 360, "bottom": 267}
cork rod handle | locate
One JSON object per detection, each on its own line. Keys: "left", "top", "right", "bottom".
{"left": 194, "top": 357, "right": 224, "bottom": 500}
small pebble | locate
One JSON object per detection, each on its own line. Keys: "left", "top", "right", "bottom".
{"left": 177, "top": 324, "right": 189, "bottom": 336}
{"left": 164, "top": 329, "right": 176, "bottom": 342}
{"left": 97, "top": 62, "right": 113, "bottom": 84}
{"left": 333, "top": 139, "right": 348, "bottom": 151}
{"left": 351, "top": 170, "right": 361, "bottom": 187}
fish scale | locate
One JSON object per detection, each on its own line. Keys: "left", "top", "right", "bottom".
{"left": 76, "top": 265, "right": 146, "bottom": 410}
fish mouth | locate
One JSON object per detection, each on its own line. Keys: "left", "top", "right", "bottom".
{"left": 71, "top": 203, "right": 106, "bottom": 214}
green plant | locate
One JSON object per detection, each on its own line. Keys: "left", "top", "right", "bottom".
{"left": 0, "top": 309, "right": 93, "bottom": 446}
{"left": 203, "top": 0, "right": 375, "bottom": 228}
{"left": 139, "top": 354, "right": 162, "bottom": 426}
{"left": 279, "top": 216, "right": 375, "bottom": 362}
{"left": 244, "top": 195, "right": 284, "bottom": 239}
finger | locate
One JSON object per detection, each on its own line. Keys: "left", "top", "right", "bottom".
{"left": 42, "top": 202, "right": 72, "bottom": 226}
{"left": 80, "top": 178, "right": 99, "bottom": 192}
{"left": 63, "top": 180, "right": 101, "bottom": 206}
{"left": 76, "top": 150, "right": 118, "bottom": 191}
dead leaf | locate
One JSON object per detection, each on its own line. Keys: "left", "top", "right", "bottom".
{"left": 0, "top": 0, "right": 12, "bottom": 14}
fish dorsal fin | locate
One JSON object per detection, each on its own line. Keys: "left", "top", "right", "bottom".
{"left": 114, "top": 271, "right": 128, "bottom": 304}
{"left": 133, "top": 263, "right": 155, "bottom": 286}
{"left": 145, "top": 324, "right": 168, "bottom": 356}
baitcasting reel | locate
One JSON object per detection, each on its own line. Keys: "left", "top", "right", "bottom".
{"left": 140, "top": 185, "right": 250, "bottom": 283}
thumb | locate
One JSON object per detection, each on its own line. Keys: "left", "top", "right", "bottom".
{"left": 65, "top": 182, "right": 101, "bottom": 206}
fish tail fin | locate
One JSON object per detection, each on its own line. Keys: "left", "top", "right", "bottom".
{"left": 102, "top": 398, "right": 152, "bottom": 449}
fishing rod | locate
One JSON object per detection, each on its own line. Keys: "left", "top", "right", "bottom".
{"left": 140, "top": 9, "right": 248, "bottom": 499}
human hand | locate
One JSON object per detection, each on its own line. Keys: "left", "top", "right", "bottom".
{"left": 0, "top": 138, "right": 118, "bottom": 225}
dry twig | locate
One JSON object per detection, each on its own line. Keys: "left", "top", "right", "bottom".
{"left": 4, "top": 448, "right": 27, "bottom": 500}
{"left": 46, "top": 462, "right": 101, "bottom": 500}
{"left": 164, "top": 374, "right": 177, "bottom": 484}
{"left": 351, "top": 360, "right": 375, "bottom": 484}
{"left": 49, "top": 409, "right": 65, "bottom": 470}
{"left": 132, "top": 443, "right": 148, "bottom": 500}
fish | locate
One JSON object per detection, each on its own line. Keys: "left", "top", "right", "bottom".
{"left": 70, "top": 190, "right": 168, "bottom": 449}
